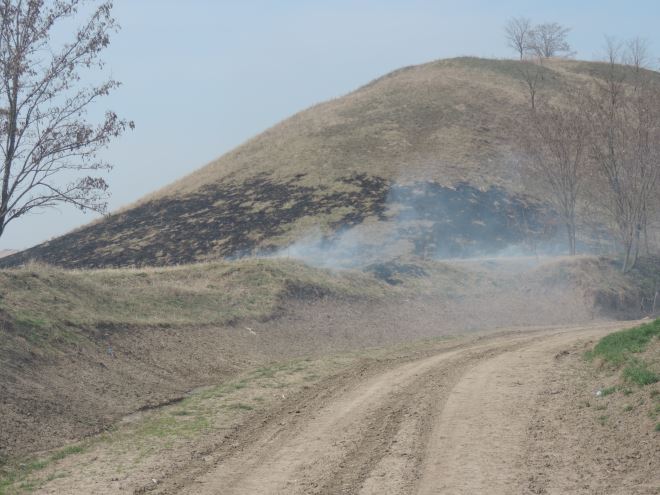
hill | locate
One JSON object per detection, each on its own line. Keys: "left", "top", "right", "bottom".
{"left": 0, "top": 57, "right": 645, "bottom": 268}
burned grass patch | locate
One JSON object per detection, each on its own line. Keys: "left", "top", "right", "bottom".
{"left": 2, "top": 174, "right": 390, "bottom": 269}
{"left": 2, "top": 174, "right": 555, "bottom": 269}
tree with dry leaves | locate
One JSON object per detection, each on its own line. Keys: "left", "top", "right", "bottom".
{"left": 0, "top": 0, "right": 132, "bottom": 240}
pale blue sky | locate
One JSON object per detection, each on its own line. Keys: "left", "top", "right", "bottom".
{"left": 5, "top": 0, "right": 660, "bottom": 249}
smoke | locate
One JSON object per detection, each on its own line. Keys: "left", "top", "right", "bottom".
{"left": 268, "top": 180, "right": 569, "bottom": 269}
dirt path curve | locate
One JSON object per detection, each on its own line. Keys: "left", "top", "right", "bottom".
{"left": 415, "top": 327, "right": 605, "bottom": 494}
{"left": 152, "top": 323, "right": 624, "bottom": 495}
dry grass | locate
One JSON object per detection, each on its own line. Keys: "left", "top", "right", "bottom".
{"left": 140, "top": 58, "right": 624, "bottom": 204}
{"left": 0, "top": 259, "right": 391, "bottom": 339}
{"left": 2, "top": 254, "right": 655, "bottom": 344}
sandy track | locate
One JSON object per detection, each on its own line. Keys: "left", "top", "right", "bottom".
{"left": 142, "top": 323, "right": 626, "bottom": 495}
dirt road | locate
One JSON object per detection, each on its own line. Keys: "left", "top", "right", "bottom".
{"left": 121, "top": 323, "right": 628, "bottom": 495}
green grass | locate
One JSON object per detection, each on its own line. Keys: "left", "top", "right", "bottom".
{"left": 600, "top": 386, "right": 617, "bottom": 397}
{"left": 49, "top": 445, "right": 84, "bottom": 462}
{"left": 133, "top": 414, "right": 209, "bottom": 439}
{"left": 588, "top": 319, "right": 660, "bottom": 366}
{"left": 0, "top": 444, "right": 86, "bottom": 495}
{"left": 656, "top": 422, "right": 660, "bottom": 432}
{"left": 587, "top": 320, "right": 660, "bottom": 396}
{"left": 586, "top": 321, "right": 660, "bottom": 435}
{"left": 623, "top": 360, "right": 659, "bottom": 386}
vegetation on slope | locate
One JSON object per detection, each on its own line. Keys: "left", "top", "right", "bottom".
{"left": 2, "top": 255, "right": 658, "bottom": 350}
{"left": 0, "top": 259, "right": 390, "bottom": 339}
{"left": 5, "top": 57, "right": 656, "bottom": 268}
{"left": 588, "top": 319, "right": 660, "bottom": 387}
{"left": 532, "top": 255, "right": 660, "bottom": 317}
{"left": 586, "top": 319, "right": 660, "bottom": 437}
{"left": 589, "top": 319, "right": 660, "bottom": 367}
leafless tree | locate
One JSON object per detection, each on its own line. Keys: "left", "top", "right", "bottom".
{"left": 0, "top": 0, "right": 132, "bottom": 240}
{"left": 504, "top": 17, "right": 533, "bottom": 60}
{"left": 522, "top": 94, "right": 589, "bottom": 255}
{"left": 625, "top": 36, "right": 650, "bottom": 71}
{"left": 584, "top": 39, "right": 660, "bottom": 272}
{"left": 529, "top": 22, "right": 572, "bottom": 58}
{"left": 518, "top": 57, "right": 544, "bottom": 109}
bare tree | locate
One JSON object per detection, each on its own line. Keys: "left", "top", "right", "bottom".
{"left": 625, "top": 36, "right": 650, "bottom": 71}
{"left": 584, "top": 40, "right": 660, "bottom": 272}
{"left": 504, "top": 17, "right": 533, "bottom": 60}
{"left": 529, "top": 22, "right": 572, "bottom": 58}
{"left": 0, "top": 0, "right": 132, "bottom": 240}
{"left": 518, "top": 57, "right": 543, "bottom": 109}
{"left": 523, "top": 94, "right": 589, "bottom": 255}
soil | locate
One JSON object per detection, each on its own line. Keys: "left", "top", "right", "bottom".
{"left": 0, "top": 283, "right": 595, "bottom": 460}
{"left": 24, "top": 321, "right": 659, "bottom": 494}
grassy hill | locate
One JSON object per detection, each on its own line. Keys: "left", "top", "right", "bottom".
{"left": 1, "top": 57, "right": 646, "bottom": 268}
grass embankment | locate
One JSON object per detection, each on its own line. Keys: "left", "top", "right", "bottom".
{"left": 587, "top": 319, "right": 660, "bottom": 431}
{"left": 0, "top": 258, "right": 392, "bottom": 348}
{"left": 0, "top": 257, "right": 477, "bottom": 347}
{"left": 588, "top": 319, "right": 660, "bottom": 385}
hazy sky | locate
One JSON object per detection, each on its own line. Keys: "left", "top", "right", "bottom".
{"left": 5, "top": 0, "right": 660, "bottom": 249}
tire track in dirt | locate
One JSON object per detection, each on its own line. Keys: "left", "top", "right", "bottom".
{"left": 140, "top": 323, "right": 629, "bottom": 495}
{"left": 415, "top": 325, "right": 620, "bottom": 494}
{"left": 161, "top": 330, "right": 582, "bottom": 494}
{"left": 319, "top": 344, "right": 527, "bottom": 495}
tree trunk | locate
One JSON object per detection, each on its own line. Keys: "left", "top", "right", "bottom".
{"left": 621, "top": 226, "right": 636, "bottom": 273}
{"left": 565, "top": 222, "right": 576, "bottom": 255}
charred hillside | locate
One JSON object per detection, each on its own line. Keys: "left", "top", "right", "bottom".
{"left": 3, "top": 176, "right": 554, "bottom": 268}
{"left": 1, "top": 57, "right": 644, "bottom": 268}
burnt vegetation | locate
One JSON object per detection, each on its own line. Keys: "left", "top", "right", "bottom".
{"left": 2, "top": 173, "right": 556, "bottom": 268}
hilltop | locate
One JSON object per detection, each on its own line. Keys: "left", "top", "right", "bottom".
{"left": 1, "top": 57, "right": 646, "bottom": 268}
